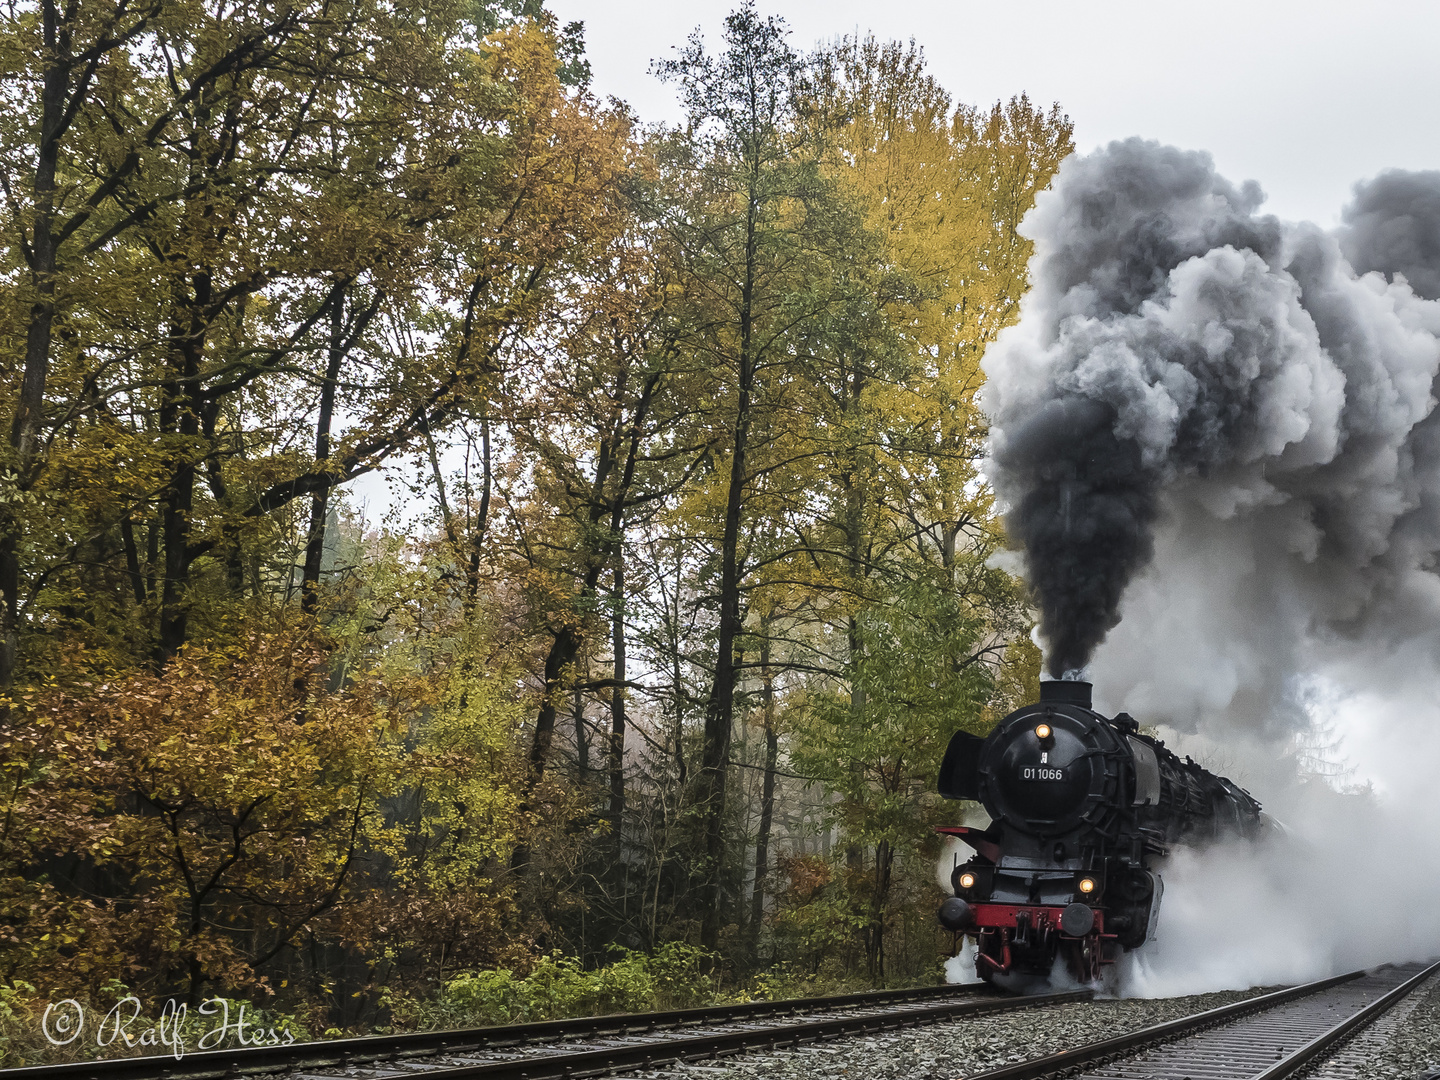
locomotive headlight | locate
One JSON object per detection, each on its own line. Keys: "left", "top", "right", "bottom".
{"left": 1034, "top": 723, "right": 1052, "bottom": 740}
{"left": 1078, "top": 877, "right": 1097, "bottom": 895}
{"left": 958, "top": 872, "right": 976, "bottom": 890}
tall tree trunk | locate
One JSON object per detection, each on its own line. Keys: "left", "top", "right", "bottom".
{"left": 120, "top": 515, "right": 147, "bottom": 605}
{"left": 527, "top": 421, "right": 617, "bottom": 792}
{"left": 866, "top": 839, "right": 893, "bottom": 982}
{"left": 530, "top": 623, "right": 585, "bottom": 783}
{"left": 608, "top": 553, "right": 627, "bottom": 862}
{"left": 464, "top": 412, "right": 492, "bottom": 613}
{"left": 145, "top": 512, "right": 159, "bottom": 599}
{"left": 155, "top": 279, "right": 207, "bottom": 666}
{"left": 302, "top": 286, "right": 346, "bottom": 615}
{"left": 201, "top": 402, "right": 245, "bottom": 594}
{"left": 668, "top": 557, "right": 688, "bottom": 785}
{"left": 748, "top": 634, "right": 777, "bottom": 962}
{"left": 518, "top": 370, "right": 657, "bottom": 870}
{"left": 842, "top": 381, "right": 871, "bottom": 946}
{"left": 510, "top": 621, "right": 585, "bottom": 871}
{"left": 1, "top": 0, "right": 68, "bottom": 689}
{"left": 844, "top": 615, "right": 866, "bottom": 878}
{"left": 699, "top": 166, "right": 759, "bottom": 954}
{"left": 573, "top": 683, "right": 589, "bottom": 777}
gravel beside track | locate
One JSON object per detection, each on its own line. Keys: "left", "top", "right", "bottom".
{"left": 1368, "top": 972, "right": 1440, "bottom": 1080}
{"left": 604, "top": 987, "right": 1273, "bottom": 1080}
{"left": 0, "top": 986, "right": 1027, "bottom": 1080}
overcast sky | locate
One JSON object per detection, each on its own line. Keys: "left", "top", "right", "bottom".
{"left": 546, "top": 0, "right": 1440, "bottom": 227}
{"left": 354, "top": 1, "right": 1440, "bottom": 525}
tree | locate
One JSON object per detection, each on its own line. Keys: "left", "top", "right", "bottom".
{"left": 758, "top": 37, "right": 1072, "bottom": 978}
{"left": 0, "top": 0, "right": 1078, "bottom": 1016}
{"left": 0, "top": 629, "right": 403, "bottom": 1003}
{"left": 651, "top": 1, "right": 874, "bottom": 953}
{"left": 497, "top": 175, "right": 694, "bottom": 851}
{"left": 0, "top": 3, "right": 625, "bottom": 682}
{"left": 0, "top": 0, "right": 287, "bottom": 685}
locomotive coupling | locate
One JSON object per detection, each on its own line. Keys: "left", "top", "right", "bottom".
{"left": 938, "top": 896, "right": 974, "bottom": 931}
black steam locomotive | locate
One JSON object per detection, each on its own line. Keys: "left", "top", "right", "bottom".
{"left": 935, "top": 680, "right": 1265, "bottom": 984}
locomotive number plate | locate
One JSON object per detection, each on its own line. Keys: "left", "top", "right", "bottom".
{"left": 1021, "top": 766, "right": 1066, "bottom": 781}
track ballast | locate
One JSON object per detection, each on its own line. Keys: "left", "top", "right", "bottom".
{"left": 9, "top": 961, "right": 1437, "bottom": 1080}
{"left": 966, "top": 960, "right": 1440, "bottom": 1080}
{"left": 1, "top": 983, "right": 1083, "bottom": 1080}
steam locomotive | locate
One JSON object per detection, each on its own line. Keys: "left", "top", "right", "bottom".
{"left": 935, "top": 680, "right": 1265, "bottom": 984}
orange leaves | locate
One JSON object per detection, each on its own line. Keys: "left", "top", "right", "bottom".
{"left": 777, "top": 854, "right": 833, "bottom": 903}
{"left": 0, "top": 628, "right": 405, "bottom": 999}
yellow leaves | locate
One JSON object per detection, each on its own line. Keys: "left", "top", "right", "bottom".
{"left": 810, "top": 41, "right": 1072, "bottom": 413}
{"left": 789, "top": 39, "right": 1075, "bottom": 573}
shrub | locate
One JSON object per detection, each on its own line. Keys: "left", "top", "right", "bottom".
{"left": 433, "top": 942, "right": 718, "bottom": 1027}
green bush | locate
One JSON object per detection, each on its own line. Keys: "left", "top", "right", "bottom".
{"left": 635, "top": 942, "right": 715, "bottom": 1009}
{"left": 746, "top": 963, "right": 874, "bottom": 1002}
{"left": 435, "top": 942, "right": 717, "bottom": 1026}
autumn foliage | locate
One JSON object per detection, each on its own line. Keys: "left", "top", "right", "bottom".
{"left": 2, "top": 634, "right": 385, "bottom": 994}
{"left": 0, "top": 0, "right": 1070, "bottom": 1047}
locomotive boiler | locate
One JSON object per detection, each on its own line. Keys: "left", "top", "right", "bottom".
{"left": 935, "top": 679, "right": 1265, "bottom": 984}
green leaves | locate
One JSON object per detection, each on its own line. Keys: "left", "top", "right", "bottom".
{"left": 431, "top": 942, "right": 715, "bottom": 1026}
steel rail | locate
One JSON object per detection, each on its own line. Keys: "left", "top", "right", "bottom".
{"left": 961, "top": 969, "right": 1364, "bottom": 1080}
{"left": 2, "top": 981, "right": 1036, "bottom": 1080}
{"left": 1252, "top": 958, "right": 1440, "bottom": 1080}
{"left": 306, "top": 987, "right": 1091, "bottom": 1080}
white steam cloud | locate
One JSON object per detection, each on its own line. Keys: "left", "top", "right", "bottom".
{"left": 979, "top": 142, "right": 1440, "bottom": 992}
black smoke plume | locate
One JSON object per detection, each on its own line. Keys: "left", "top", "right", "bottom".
{"left": 982, "top": 141, "right": 1440, "bottom": 680}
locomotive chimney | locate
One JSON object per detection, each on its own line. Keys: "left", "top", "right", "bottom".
{"left": 1039, "top": 679, "right": 1093, "bottom": 709}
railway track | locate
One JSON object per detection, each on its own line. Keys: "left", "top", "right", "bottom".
{"left": 10, "top": 959, "right": 1435, "bottom": 1080}
{"left": 965, "top": 958, "right": 1440, "bottom": 1080}
{"left": 3, "top": 982, "right": 1087, "bottom": 1080}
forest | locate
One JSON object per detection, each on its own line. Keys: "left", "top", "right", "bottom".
{"left": 0, "top": 0, "right": 1071, "bottom": 1053}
